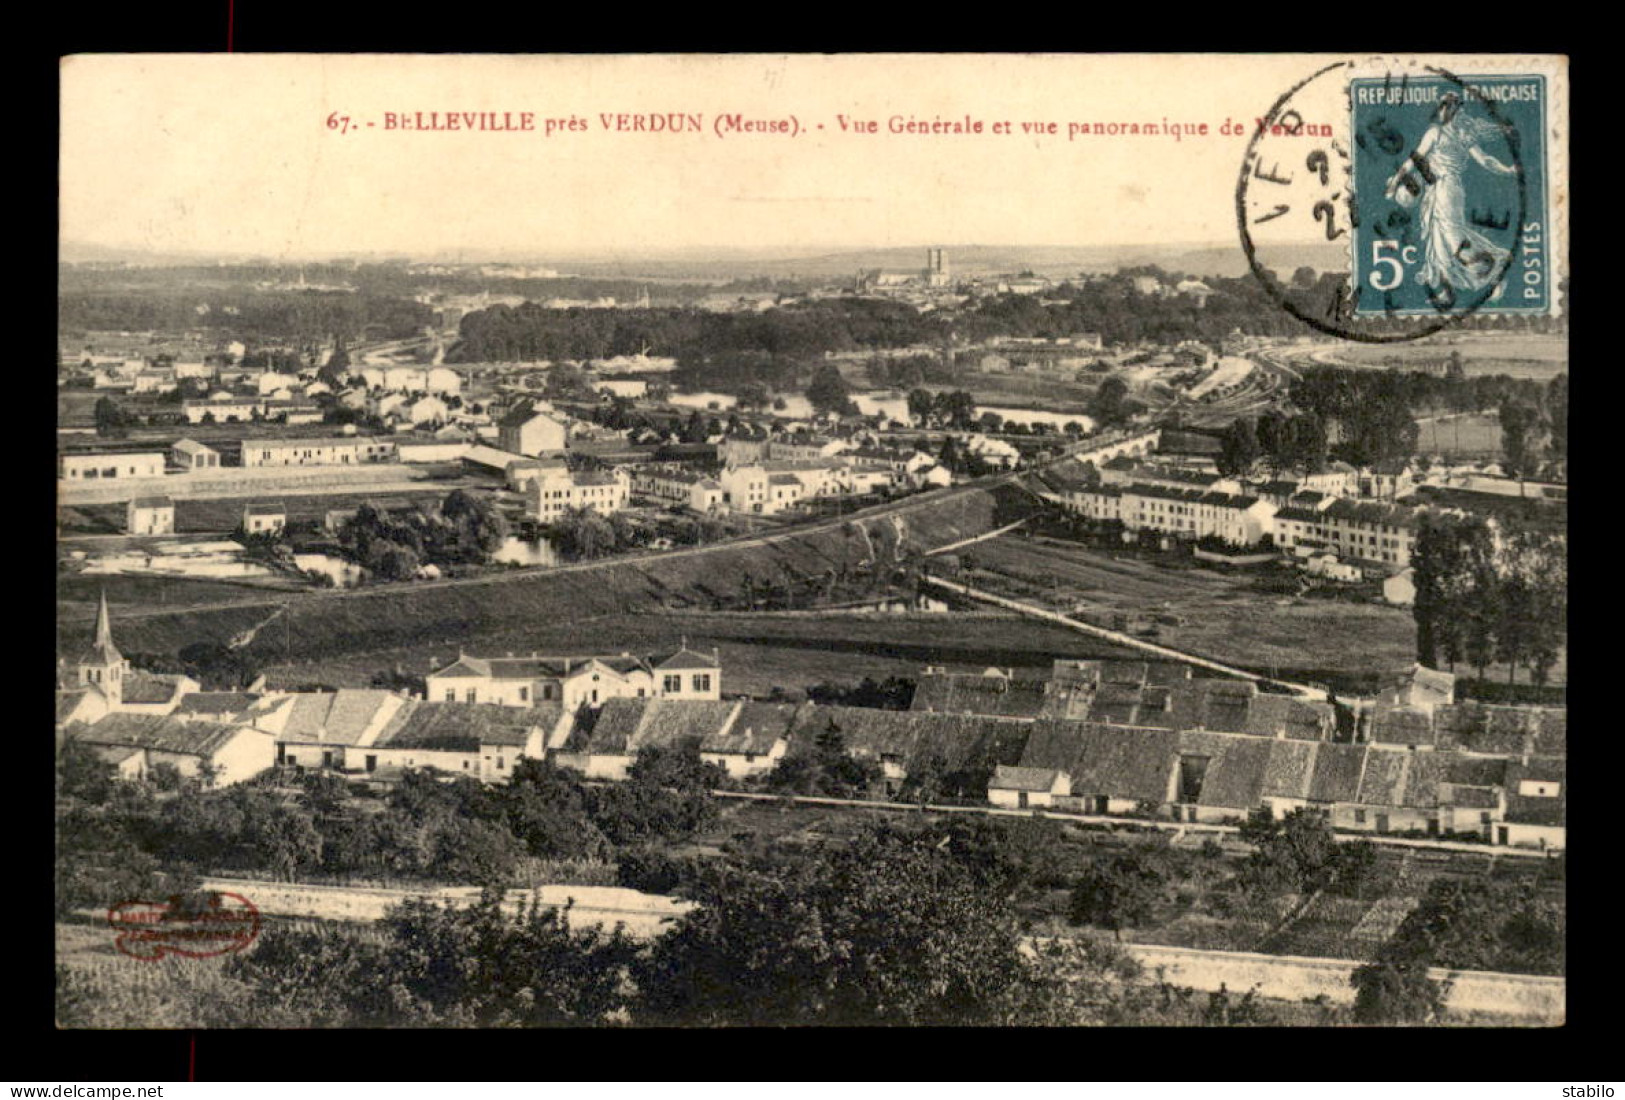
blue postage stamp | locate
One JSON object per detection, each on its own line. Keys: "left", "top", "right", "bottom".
{"left": 1350, "top": 71, "right": 1551, "bottom": 317}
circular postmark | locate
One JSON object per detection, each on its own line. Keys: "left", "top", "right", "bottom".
{"left": 1237, "top": 59, "right": 1530, "bottom": 342}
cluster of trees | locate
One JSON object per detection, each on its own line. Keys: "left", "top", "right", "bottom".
{"left": 934, "top": 436, "right": 1000, "bottom": 478}
{"left": 59, "top": 823, "right": 1251, "bottom": 1029}
{"left": 1412, "top": 513, "right": 1567, "bottom": 684}
{"left": 451, "top": 299, "right": 946, "bottom": 371}
{"left": 125, "top": 640, "right": 264, "bottom": 691}
{"left": 1089, "top": 376, "right": 1138, "bottom": 428}
{"left": 60, "top": 289, "right": 433, "bottom": 358}
{"left": 1352, "top": 877, "right": 1564, "bottom": 1023}
{"left": 336, "top": 490, "right": 509, "bottom": 581}
{"left": 805, "top": 676, "right": 916, "bottom": 710}
{"left": 1288, "top": 366, "right": 1419, "bottom": 466}
{"left": 1289, "top": 365, "right": 1568, "bottom": 471}
{"left": 1499, "top": 374, "right": 1567, "bottom": 477}
{"left": 805, "top": 363, "right": 856, "bottom": 416}
{"left": 1069, "top": 812, "right": 1382, "bottom": 944}
{"left": 761, "top": 722, "right": 883, "bottom": 799}
{"left": 864, "top": 352, "right": 954, "bottom": 390}
{"left": 906, "top": 387, "right": 976, "bottom": 428}
{"left": 54, "top": 742, "right": 727, "bottom": 912}
{"left": 93, "top": 396, "right": 133, "bottom": 438}
{"left": 1215, "top": 410, "right": 1329, "bottom": 476}
{"left": 548, "top": 506, "right": 728, "bottom": 562}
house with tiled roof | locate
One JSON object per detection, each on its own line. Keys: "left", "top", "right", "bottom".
{"left": 1375, "top": 664, "right": 1457, "bottom": 713}
{"left": 171, "top": 438, "right": 220, "bottom": 471}
{"left": 1271, "top": 496, "right": 1423, "bottom": 569}
{"left": 361, "top": 700, "right": 562, "bottom": 781}
{"left": 700, "top": 701, "right": 798, "bottom": 778}
{"left": 55, "top": 688, "right": 108, "bottom": 731}
{"left": 171, "top": 692, "right": 262, "bottom": 723}
{"left": 910, "top": 667, "right": 1050, "bottom": 720}
{"left": 989, "top": 765, "right": 1070, "bottom": 809}
{"left": 242, "top": 502, "right": 286, "bottom": 535}
{"left": 557, "top": 697, "right": 740, "bottom": 780}
{"left": 1499, "top": 757, "right": 1565, "bottom": 850}
{"left": 1016, "top": 720, "right": 1179, "bottom": 815}
{"left": 781, "top": 705, "right": 1030, "bottom": 797}
{"left": 251, "top": 689, "right": 411, "bottom": 771}
{"left": 651, "top": 646, "right": 722, "bottom": 700}
{"left": 526, "top": 463, "right": 629, "bottom": 520}
{"left": 505, "top": 455, "right": 567, "bottom": 492}
{"left": 1170, "top": 730, "right": 1274, "bottom": 822}
{"left": 64, "top": 713, "right": 277, "bottom": 786}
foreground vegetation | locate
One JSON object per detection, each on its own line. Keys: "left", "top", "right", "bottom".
{"left": 57, "top": 740, "right": 1562, "bottom": 1028}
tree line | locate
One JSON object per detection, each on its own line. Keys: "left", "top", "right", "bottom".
{"left": 1289, "top": 365, "right": 1567, "bottom": 471}
{"left": 54, "top": 740, "right": 728, "bottom": 915}
{"left": 1411, "top": 512, "right": 1566, "bottom": 685}
{"left": 61, "top": 289, "right": 433, "bottom": 358}
{"left": 1216, "top": 409, "right": 1329, "bottom": 476}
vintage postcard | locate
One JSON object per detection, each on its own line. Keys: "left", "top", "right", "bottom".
{"left": 56, "top": 54, "right": 1568, "bottom": 1030}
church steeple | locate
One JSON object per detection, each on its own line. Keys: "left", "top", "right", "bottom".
{"left": 79, "top": 589, "right": 126, "bottom": 704}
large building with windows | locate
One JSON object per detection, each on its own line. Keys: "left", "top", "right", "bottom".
{"left": 425, "top": 646, "right": 721, "bottom": 712}
{"left": 526, "top": 465, "right": 630, "bottom": 520}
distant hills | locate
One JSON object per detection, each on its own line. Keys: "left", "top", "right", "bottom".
{"left": 60, "top": 241, "right": 1347, "bottom": 281}
{"left": 557, "top": 243, "right": 1348, "bottom": 281}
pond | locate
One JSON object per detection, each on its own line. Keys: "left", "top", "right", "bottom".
{"left": 293, "top": 553, "right": 365, "bottom": 588}
{"left": 491, "top": 536, "right": 559, "bottom": 567}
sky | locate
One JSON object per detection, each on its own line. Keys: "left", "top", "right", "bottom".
{"left": 60, "top": 53, "right": 1560, "bottom": 262}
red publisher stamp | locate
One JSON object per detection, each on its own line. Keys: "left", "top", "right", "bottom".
{"left": 107, "top": 891, "right": 262, "bottom": 961}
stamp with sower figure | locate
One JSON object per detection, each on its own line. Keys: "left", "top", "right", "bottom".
{"left": 1239, "top": 58, "right": 1561, "bottom": 341}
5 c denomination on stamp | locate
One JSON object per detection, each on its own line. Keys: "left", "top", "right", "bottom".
{"left": 1238, "top": 57, "right": 1561, "bottom": 342}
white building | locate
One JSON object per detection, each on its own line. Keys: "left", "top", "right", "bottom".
{"left": 59, "top": 451, "right": 168, "bottom": 482}
{"left": 631, "top": 466, "right": 726, "bottom": 513}
{"left": 68, "top": 714, "right": 277, "bottom": 787}
{"left": 719, "top": 465, "right": 771, "bottom": 514}
{"left": 126, "top": 496, "right": 176, "bottom": 536}
{"left": 426, "top": 647, "right": 719, "bottom": 713}
{"left": 499, "top": 402, "right": 570, "bottom": 457}
{"left": 988, "top": 765, "right": 1071, "bottom": 809}
{"left": 242, "top": 502, "right": 286, "bottom": 535}
{"left": 527, "top": 466, "right": 630, "bottom": 521}
{"left": 241, "top": 437, "right": 397, "bottom": 467}
{"left": 171, "top": 439, "right": 221, "bottom": 471}
{"left": 183, "top": 397, "right": 263, "bottom": 424}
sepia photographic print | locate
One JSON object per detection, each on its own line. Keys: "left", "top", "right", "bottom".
{"left": 55, "top": 53, "right": 1568, "bottom": 1032}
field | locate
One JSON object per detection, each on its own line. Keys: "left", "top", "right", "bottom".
{"left": 260, "top": 608, "right": 1141, "bottom": 695}
{"left": 57, "top": 572, "right": 306, "bottom": 623}
{"left": 957, "top": 534, "right": 1419, "bottom": 683}
{"left": 1298, "top": 333, "right": 1568, "bottom": 380}
{"left": 1415, "top": 413, "right": 1502, "bottom": 456}
{"left": 56, "top": 482, "right": 1034, "bottom": 664}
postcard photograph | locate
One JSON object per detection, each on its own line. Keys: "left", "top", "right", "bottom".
{"left": 55, "top": 53, "right": 1568, "bottom": 1030}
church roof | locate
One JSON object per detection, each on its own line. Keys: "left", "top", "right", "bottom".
{"left": 79, "top": 591, "right": 123, "bottom": 668}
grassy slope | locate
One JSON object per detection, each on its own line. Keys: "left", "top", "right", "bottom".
{"left": 57, "top": 483, "right": 1031, "bottom": 664}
